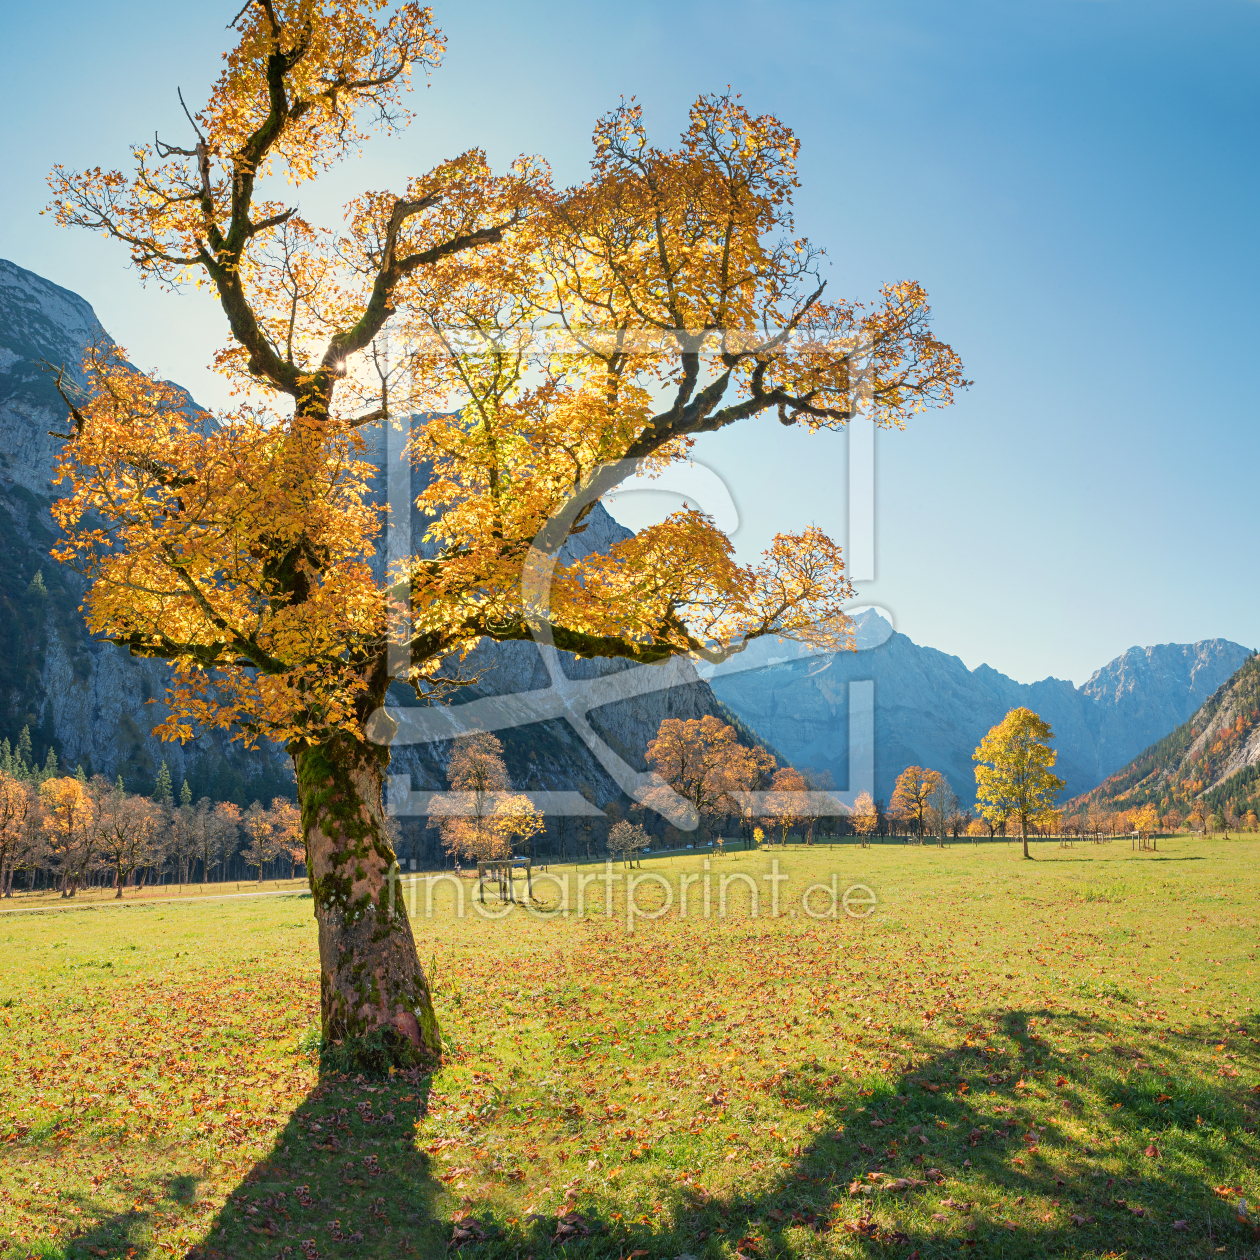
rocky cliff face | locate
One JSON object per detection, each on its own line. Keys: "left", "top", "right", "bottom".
{"left": 0, "top": 259, "right": 292, "bottom": 801}
{"left": 708, "top": 613, "right": 1252, "bottom": 806}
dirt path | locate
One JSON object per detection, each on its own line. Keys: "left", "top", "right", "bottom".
{"left": 0, "top": 886, "right": 311, "bottom": 914}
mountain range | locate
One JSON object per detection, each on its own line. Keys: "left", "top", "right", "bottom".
{"left": 0, "top": 254, "right": 1250, "bottom": 825}
{"left": 706, "top": 612, "right": 1252, "bottom": 807}
{"left": 1068, "top": 651, "right": 1260, "bottom": 820}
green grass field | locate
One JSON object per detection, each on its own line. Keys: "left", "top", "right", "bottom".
{"left": 1, "top": 833, "right": 1257, "bottom": 1259}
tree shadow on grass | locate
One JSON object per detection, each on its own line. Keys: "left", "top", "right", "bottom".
{"left": 171, "top": 1068, "right": 444, "bottom": 1260}
{"left": 26, "top": 1068, "right": 445, "bottom": 1260}
{"left": 14, "top": 1165, "right": 216, "bottom": 1260}
{"left": 468, "top": 1003, "right": 1259, "bottom": 1260}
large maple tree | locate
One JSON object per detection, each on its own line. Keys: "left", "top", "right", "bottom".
{"left": 46, "top": 0, "right": 965, "bottom": 1062}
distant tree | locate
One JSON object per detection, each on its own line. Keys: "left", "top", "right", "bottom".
{"left": 891, "top": 766, "right": 942, "bottom": 843}
{"left": 766, "top": 767, "right": 808, "bottom": 845}
{"left": 607, "top": 820, "right": 651, "bottom": 868}
{"left": 271, "top": 799, "right": 305, "bottom": 879}
{"left": 850, "top": 790, "right": 878, "bottom": 848}
{"left": 0, "top": 773, "right": 37, "bottom": 897}
{"left": 1133, "top": 803, "right": 1159, "bottom": 851}
{"left": 646, "top": 716, "right": 775, "bottom": 838}
{"left": 1245, "top": 809, "right": 1259, "bottom": 832}
{"left": 95, "top": 786, "right": 160, "bottom": 897}
{"left": 153, "top": 760, "right": 174, "bottom": 806}
{"left": 1087, "top": 804, "right": 1108, "bottom": 843}
{"left": 552, "top": 813, "right": 573, "bottom": 863}
{"left": 39, "top": 749, "right": 59, "bottom": 784}
{"left": 1188, "top": 800, "right": 1208, "bottom": 834}
{"left": 243, "top": 802, "right": 279, "bottom": 882}
{"left": 433, "top": 733, "right": 542, "bottom": 863}
{"left": 209, "top": 802, "right": 242, "bottom": 881}
{"left": 973, "top": 708, "right": 1066, "bottom": 860}
{"left": 14, "top": 730, "right": 33, "bottom": 776}
{"left": 167, "top": 785, "right": 199, "bottom": 885}
{"left": 800, "top": 769, "right": 835, "bottom": 845}
{"left": 1162, "top": 807, "right": 1183, "bottom": 834}
{"left": 926, "top": 778, "right": 958, "bottom": 848}
{"left": 39, "top": 776, "right": 94, "bottom": 896}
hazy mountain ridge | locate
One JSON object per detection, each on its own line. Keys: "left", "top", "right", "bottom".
{"left": 1068, "top": 652, "right": 1260, "bottom": 817}
{"left": 709, "top": 616, "right": 1252, "bottom": 806}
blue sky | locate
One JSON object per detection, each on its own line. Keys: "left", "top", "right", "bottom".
{"left": 3, "top": 1, "right": 1258, "bottom": 685}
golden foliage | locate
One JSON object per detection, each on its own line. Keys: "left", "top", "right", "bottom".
{"left": 973, "top": 708, "right": 1066, "bottom": 855}
{"left": 645, "top": 715, "right": 775, "bottom": 823}
{"left": 45, "top": 4, "right": 966, "bottom": 756}
{"left": 891, "top": 765, "right": 942, "bottom": 837}
{"left": 431, "top": 733, "right": 542, "bottom": 862}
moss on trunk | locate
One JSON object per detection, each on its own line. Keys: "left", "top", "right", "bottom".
{"left": 294, "top": 734, "right": 440, "bottom": 1067}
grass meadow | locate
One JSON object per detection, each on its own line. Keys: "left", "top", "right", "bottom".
{"left": 0, "top": 833, "right": 1257, "bottom": 1259}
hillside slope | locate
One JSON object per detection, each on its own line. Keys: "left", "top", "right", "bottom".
{"left": 1069, "top": 651, "right": 1260, "bottom": 818}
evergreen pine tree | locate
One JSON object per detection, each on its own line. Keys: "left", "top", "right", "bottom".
{"left": 74, "top": 764, "right": 88, "bottom": 784}
{"left": 116, "top": 774, "right": 126, "bottom": 796}
{"left": 0, "top": 739, "right": 10, "bottom": 778}
{"left": 41, "top": 748, "right": 59, "bottom": 782}
{"left": 16, "top": 727, "right": 32, "bottom": 773}
{"left": 27, "top": 571, "right": 47, "bottom": 596}
{"left": 154, "top": 760, "right": 173, "bottom": 805}
{"left": 180, "top": 779, "right": 193, "bottom": 808}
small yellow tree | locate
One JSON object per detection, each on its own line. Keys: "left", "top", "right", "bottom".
{"left": 850, "top": 790, "right": 878, "bottom": 848}
{"left": 972, "top": 708, "right": 1065, "bottom": 860}
{"left": 1132, "top": 803, "right": 1159, "bottom": 850}
{"left": 432, "top": 733, "right": 542, "bottom": 862}
{"left": 891, "top": 766, "right": 941, "bottom": 843}
{"left": 38, "top": 777, "right": 94, "bottom": 896}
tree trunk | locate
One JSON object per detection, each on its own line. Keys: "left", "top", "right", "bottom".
{"left": 1022, "top": 824, "right": 1030, "bottom": 859}
{"left": 293, "top": 733, "right": 440, "bottom": 1064}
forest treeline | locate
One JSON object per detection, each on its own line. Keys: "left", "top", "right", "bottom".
{"left": 0, "top": 734, "right": 302, "bottom": 896}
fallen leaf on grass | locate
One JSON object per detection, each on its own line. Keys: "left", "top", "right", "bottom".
{"left": 448, "top": 1217, "right": 490, "bottom": 1247}
{"left": 842, "top": 1216, "right": 910, "bottom": 1245}
{"left": 1173, "top": 1220, "right": 1189, "bottom": 1231}
{"left": 1144, "top": 1144, "right": 1161, "bottom": 1158}
{"left": 552, "top": 1211, "right": 594, "bottom": 1244}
